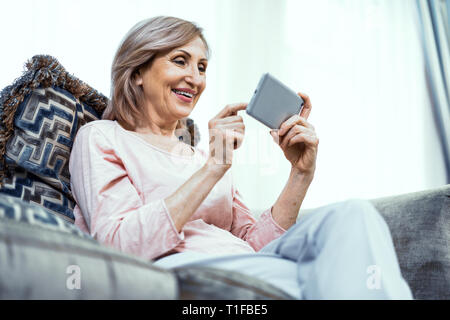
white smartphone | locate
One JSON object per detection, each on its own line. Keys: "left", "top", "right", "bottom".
{"left": 246, "top": 73, "right": 304, "bottom": 129}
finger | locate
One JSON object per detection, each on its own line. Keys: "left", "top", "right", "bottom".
{"left": 208, "top": 115, "right": 244, "bottom": 129}
{"left": 216, "top": 115, "right": 243, "bottom": 125}
{"left": 287, "top": 133, "right": 319, "bottom": 148}
{"left": 297, "top": 92, "right": 312, "bottom": 120}
{"left": 270, "top": 130, "right": 279, "bottom": 144}
{"left": 296, "top": 117, "right": 315, "bottom": 131}
{"left": 217, "top": 123, "right": 245, "bottom": 133}
{"left": 209, "top": 125, "right": 245, "bottom": 143}
{"left": 233, "top": 131, "right": 245, "bottom": 149}
{"left": 227, "top": 129, "right": 245, "bottom": 146}
{"left": 225, "top": 130, "right": 245, "bottom": 149}
{"left": 279, "top": 115, "right": 314, "bottom": 136}
{"left": 280, "top": 126, "right": 314, "bottom": 149}
{"left": 209, "top": 129, "right": 244, "bottom": 154}
{"left": 214, "top": 103, "right": 248, "bottom": 119}
{"left": 279, "top": 114, "right": 313, "bottom": 136}
{"left": 278, "top": 114, "right": 301, "bottom": 136}
{"left": 280, "top": 125, "right": 314, "bottom": 149}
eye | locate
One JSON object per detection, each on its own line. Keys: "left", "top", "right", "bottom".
{"left": 173, "top": 57, "right": 186, "bottom": 66}
{"left": 198, "top": 64, "right": 207, "bottom": 73}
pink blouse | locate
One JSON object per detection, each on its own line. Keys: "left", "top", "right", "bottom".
{"left": 69, "top": 120, "right": 286, "bottom": 261}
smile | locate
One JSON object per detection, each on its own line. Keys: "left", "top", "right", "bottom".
{"left": 172, "top": 88, "right": 195, "bottom": 103}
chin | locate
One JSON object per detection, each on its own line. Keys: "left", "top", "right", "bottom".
{"left": 175, "top": 103, "right": 195, "bottom": 116}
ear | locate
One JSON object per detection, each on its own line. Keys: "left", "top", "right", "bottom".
{"left": 134, "top": 70, "right": 143, "bottom": 86}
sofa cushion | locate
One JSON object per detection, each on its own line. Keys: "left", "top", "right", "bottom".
{"left": 174, "top": 266, "right": 294, "bottom": 299}
{"left": 371, "top": 185, "right": 450, "bottom": 300}
{"left": 0, "top": 205, "right": 178, "bottom": 299}
{"left": 0, "top": 56, "right": 107, "bottom": 222}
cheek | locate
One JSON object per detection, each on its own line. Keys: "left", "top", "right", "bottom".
{"left": 163, "top": 65, "right": 184, "bottom": 82}
{"left": 198, "top": 79, "right": 207, "bottom": 95}
{"left": 147, "top": 63, "right": 178, "bottom": 89}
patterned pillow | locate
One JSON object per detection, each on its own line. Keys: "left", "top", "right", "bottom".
{"left": 0, "top": 55, "right": 107, "bottom": 222}
{"left": 0, "top": 192, "right": 91, "bottom": 239}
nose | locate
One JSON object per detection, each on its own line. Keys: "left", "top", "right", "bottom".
{"left": 184, "top": 65, "right": 204, "bottom": 89}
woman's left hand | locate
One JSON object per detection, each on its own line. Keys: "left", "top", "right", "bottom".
{"left": 270, "top": 92, "right": 318, "bottom": 176}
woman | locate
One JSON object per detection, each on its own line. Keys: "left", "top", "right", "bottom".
{"left": 69, "top": 16, "right": 412, "bottom": 299}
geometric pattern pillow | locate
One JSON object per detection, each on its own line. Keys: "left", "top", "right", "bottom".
{"left": 0, "top": 192, "right": 92, "bottom": 239}
{"left": 0, "top": 56, "right": 107, "bottom": 222}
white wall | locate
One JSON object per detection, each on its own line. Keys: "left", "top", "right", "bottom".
{"left": 0, "top": 0, "right": 446, "bottom": 213}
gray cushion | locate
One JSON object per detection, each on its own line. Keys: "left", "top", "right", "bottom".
{"left": 174, "top": 266, "right": 294, "bottom": 300}
{"left": 370, "top": 185, "right": 450, "bottom": 300}
{"left": 0, "top": 211, "right": 177, "bottom": 299}
{"left": 0, "top": 193, "right": 178, "bottom": 299}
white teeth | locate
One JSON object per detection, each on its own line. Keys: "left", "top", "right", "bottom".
{"left": 173, "top": 89, "right": 193, "bottom": 98}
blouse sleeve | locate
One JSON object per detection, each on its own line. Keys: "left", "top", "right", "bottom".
{"left": 69, "top": 124, "right": 184, "bottom": 261}
{"left": 229, "top": 186, "right": 286, "bottom": 251}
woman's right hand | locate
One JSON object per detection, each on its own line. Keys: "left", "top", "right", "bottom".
{"left": 206, "top": 103, "right": 247, "bottom": 172}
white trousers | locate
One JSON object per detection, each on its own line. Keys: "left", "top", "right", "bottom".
{"left": 154, "top": 199, "right": 413, "bottom": 300}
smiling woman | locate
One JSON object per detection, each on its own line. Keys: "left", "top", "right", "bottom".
{"left": 132, "top": 37, "right": 208, "bottom": 131}
{"left": 69, "top": 15, "right": 413, "bottom": 300}
{"left": 102, "top": 16, "right": 209, "bottom": 137}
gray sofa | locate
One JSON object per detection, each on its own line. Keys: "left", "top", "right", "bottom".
{"left": 0, "top": 184, "right": 448, "bottom": 299}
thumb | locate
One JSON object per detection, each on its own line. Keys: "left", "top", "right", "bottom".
{"left": 270, "top": 130, "right": 279, "bottom": 144}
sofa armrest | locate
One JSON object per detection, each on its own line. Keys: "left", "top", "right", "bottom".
{"left": 370, "top": 185, "right": 450, "bottom": 300}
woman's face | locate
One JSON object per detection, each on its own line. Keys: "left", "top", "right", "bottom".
{"left": 135, "top": 36, "right": 208, "bottom": 125}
